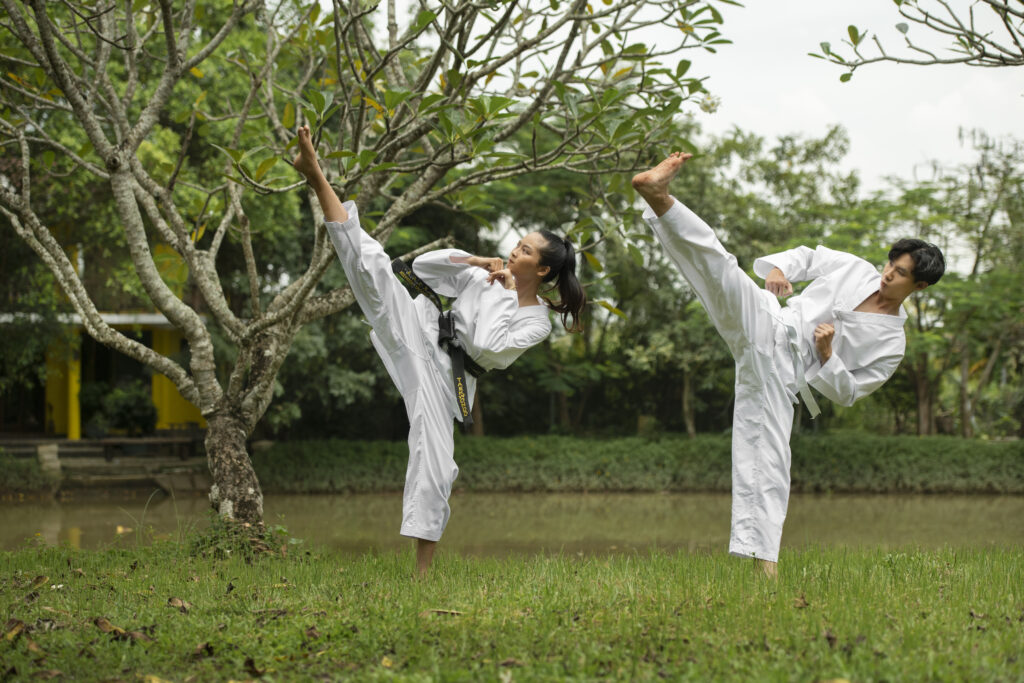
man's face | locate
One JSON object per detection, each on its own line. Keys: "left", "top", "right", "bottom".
{"left": 880, "top": 253, "right": 928, "bottom": 300}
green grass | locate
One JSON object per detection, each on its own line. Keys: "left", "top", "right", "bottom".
{"left": 2, "top": 533, "right": 1022, "bottom": 681}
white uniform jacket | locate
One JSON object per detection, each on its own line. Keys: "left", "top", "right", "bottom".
{"left": 412, "top": 249, "right": 553, "bottom": 372}
{"left": 369, "top": 248, "right": 551, "bottom": 421}
{"left": 753, "top": 245, "right": 908, "bottom": 407}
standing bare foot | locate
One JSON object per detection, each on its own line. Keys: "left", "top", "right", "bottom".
{"left": 292, "top": 125, "right": 322, "bottom": 180}
{"left": 631, "top": 151, "right": 692, "bottom": 217}
{"left": 415, "top": 538, "right": 437, "bottom": 577}
{"left": 757, "top": 559, "right": 777, "bottom": 579}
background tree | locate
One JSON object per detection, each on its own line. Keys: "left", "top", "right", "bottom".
{"left": 0, "top": 0, "right": 732, "bottom": 525}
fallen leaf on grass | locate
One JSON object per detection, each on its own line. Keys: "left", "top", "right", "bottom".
{"left": 970, "top": 609, "right": 987, "bottom": 619}
{"left": 40, "top": 607, "right": 73, "bottom": 619}
{"left": 380, "top": 656, "right": 394, "bottom": 668}
{"left": 26, "top": 638, "right": 44, "bottom": 654}
{"left": 5, "top": 619, "right": 26, "bottom": 641}
{"left": 304, "top": 626, "right": 321, "bottom": 640}
{"left": 30, "top": 576, "right": 49, "bottom": 590}
{"left": 244, "top": 657, "right": 265, "bottom": 677}
{"left": 34, "top": 619, "right": 59, "bottom": 633}
{"left": 167, "top": 597, "right": 192, "bottom": 614}
{"left": 823, "top": 628, "right": 838, "bottom": 649}
{"left": 93, "top": 618, "right": 127, "bottom": 637}
{"left": 92, "top": 617, "right": 149, "bottom": 642}
{"left": 191, "top": 642, "right": 214, "bottom": 660}
{"left": 793, "top": 594, "right": 809, "bottom": 609}
{"left": 418, "top": 609, "right": 464, "bottom": 617}
{"left": 72, "top": 568, "right": 85, "bottom": 578}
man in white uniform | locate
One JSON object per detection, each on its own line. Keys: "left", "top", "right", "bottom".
{"left": 632, "top": 152, "right": 945, "bottom": 576}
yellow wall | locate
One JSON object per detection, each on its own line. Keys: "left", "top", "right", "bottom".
{"left": 150, "top": 328, "right": 206, "bottom": 430}
{"left": 45, "top": 346, "right": 69, "bottom": 437}
{"left": 44, "top": 327, "right": 205, "bottom": 435}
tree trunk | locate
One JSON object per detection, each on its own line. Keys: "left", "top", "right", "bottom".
{"left": 914, "top": 366, "right": 934, "bottom": 436}
{"left": 681, "top": 371, "right": 696, "bottom": 439}
{"left": 959, "top": 344, "right": 973, "bottom": 438}
{"left": 470, "top": 392, "right": 484, "bottom": 436}
{"left": 205, "top": 410, "right": 264, "bottom": 525}
{"left": 558, "top": 390, "right": 571, "bottom": 431}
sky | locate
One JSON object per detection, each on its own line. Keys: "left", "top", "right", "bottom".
{"left": 681, "top": 0, "right": 1024, "bottom": 192}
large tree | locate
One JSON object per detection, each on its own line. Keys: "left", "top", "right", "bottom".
{"left": 0, "top": 0, "right": 731, "bottom": 524}
{"left": 816, "top": 0, "right": 1024, "bottom": 77}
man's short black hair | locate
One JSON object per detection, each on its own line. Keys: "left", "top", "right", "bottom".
{"left": 889, "top": 238, "right": 945, "bottom": 285}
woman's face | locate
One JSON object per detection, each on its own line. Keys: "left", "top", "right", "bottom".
{"left": 508, "top": 232, "right": 552, "bottom": 282}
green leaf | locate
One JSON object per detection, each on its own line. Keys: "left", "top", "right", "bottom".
{"left": 282, "top": 102, "right": 295, "bottom": 129}
{"left": 367, "top": 162, "right": 398, "bottom": 173}
{"left": 357, "top": 149, "right": 376, "bottom": 167}
{"left": 819, "top": 41, "right": 831, "bottom": 55}
{"left": 596, "top": 300, "right": 626, "bottom": 318}
{"left": 895, "top": 22, "right": 909, "bottom": 34}
{"left": 305, "top": 89, "right": 326, "bottom": 114}
{"left": 42, "top": 150, "right": 55, "bottom": 168}
{"left": 839, "top": 72, "right": 853, "bottom": 83}
{"left": 325, "top": 150, "right": 354, "bottom": 159}
{"left": 254, "top": 156, "right": 278, "bottom": 181}
{"left": 675, "top": 59, "right": 691, "bottom": 78}
{"left": 847, "top": 25, "right": 860, "bottom": 44}
{"left": 583, "top": 251, "right": 604, "bottom": 272}
{"left": 414, "top": 10, "right": 436, "bottom": 32}
{"left": 210, "top": 143, "right": 243, "bottom": 163}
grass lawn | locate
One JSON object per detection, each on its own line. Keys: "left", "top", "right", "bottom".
{"left": 1, "top": 529, "right": 1021, "bottom": 681}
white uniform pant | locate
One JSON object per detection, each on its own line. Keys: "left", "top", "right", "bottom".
{"left": 326, "top": 213, "right": 459, "bottom": 543}
{"left": 646, "top": 199, "right": 798, "bottom": 563}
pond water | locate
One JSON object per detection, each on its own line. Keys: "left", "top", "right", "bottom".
{"left": 2, "top": 492, "right": 1022, "bottom": 554}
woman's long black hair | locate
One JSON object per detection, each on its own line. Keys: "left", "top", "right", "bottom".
{"left": 537, "top": 230, "right": 586, "bottom": 333}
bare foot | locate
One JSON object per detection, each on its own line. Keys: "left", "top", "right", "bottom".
{"left": 757, "top": 559, "right": 777, "bottom": 579}
{"left": 416, "top": 538, "right": 437, "bottom": 577}
{"left": 631, "top": 151, "right": 691, "bottom": 201}
{"left": 292, "top": 125, "right": 321, "bottom": 180}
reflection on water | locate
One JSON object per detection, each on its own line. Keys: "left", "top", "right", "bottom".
{"left": 1, "top": 492, "right": 1022, "bottom": 553}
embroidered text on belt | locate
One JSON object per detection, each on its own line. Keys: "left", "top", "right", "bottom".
{"left": 391, "top": 258, "right": 485, "bottom": 426}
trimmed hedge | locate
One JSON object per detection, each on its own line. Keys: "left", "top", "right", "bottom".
{"left": 0, "top": 453, "right": 53, "bottom": 493}
{"left": 2, "top": 435, "right": 1019, "bottom": 495}
{"left": 252, "top": 433, "right": 1024, "bottom": 495}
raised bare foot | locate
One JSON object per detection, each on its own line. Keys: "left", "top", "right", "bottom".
{"left": 292, "top": 125, "right": 321, "bottom": 180}
{"left": 631, "top": 151, "right": 692, "bottom": 201}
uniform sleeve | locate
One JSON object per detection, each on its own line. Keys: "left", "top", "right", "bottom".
{"left": 411, "top": 248, "right": 477, "bottom": 297}
{"left": 805, "top": 349, "right": 902, "bottom": 407}
{"left": 469, "top": 285, "right": 552, "bottom": 370}
{"left": 753, "top": 245, "right": 859, "bottom": 283}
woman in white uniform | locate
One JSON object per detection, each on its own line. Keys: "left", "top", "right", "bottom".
{"left": 632, "top": 152, "right": 944, "bottom": 577}
{"left": 292, "top": 126, "right": 586, "bottom": 574}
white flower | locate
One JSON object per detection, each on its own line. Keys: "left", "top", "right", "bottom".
{"left": 698, "top": 94, "right": 721, "bottom": 114}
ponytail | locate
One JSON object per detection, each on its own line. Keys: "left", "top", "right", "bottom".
{"left": 537, "top": 229, "right": 586, "bottom": 333}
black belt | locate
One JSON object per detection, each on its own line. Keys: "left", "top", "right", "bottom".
{"left": 391, "top": 258, "right": 485, "bottom": 426}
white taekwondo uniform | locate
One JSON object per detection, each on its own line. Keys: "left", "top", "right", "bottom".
{"left": 644, "top": 197, "right": 907, "bottom": 562}
{"left": 326, "top": 202, "right": 552, "bottom": 542}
